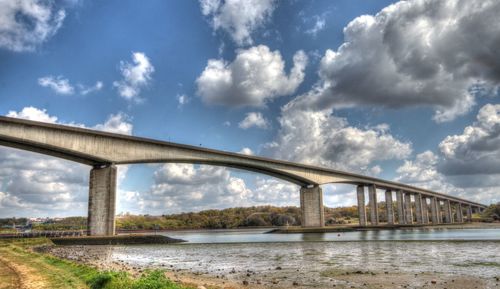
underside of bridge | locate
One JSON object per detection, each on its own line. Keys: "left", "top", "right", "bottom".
{"left": 0, "top": 116, "right": 488, "bottom": 236}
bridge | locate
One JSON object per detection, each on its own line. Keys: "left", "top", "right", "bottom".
{"left": 0, "top": 116, "right": 487, "bottom": 235}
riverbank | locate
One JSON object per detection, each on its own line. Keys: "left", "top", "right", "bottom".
{"left": 42, "top": 241, "right": 500, "bottom": 289}
{"left": 0, "top": 238, "right": 195, "bottom": 289}
{"left": 267, "top": 221, "right": 500, "bottom": 233}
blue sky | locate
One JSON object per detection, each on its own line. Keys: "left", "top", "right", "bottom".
{"left": 0, "top": 0, "right": 499, "bottom": 217}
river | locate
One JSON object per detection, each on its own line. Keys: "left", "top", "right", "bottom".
{"left": 50, "top": 228, "right": 500, "bottom": 288}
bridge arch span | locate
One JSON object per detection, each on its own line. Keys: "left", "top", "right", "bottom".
{"left": 0, "top": 116, "right": 488, "bottom": 235}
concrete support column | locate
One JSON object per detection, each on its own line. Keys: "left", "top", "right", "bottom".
{"left": 396, "top": 190, "right": 405, "bottom": 224}
{"left": 88, "top": 165, "right": 117, "bottom": 236}
{"left": 404, "top": 193, "right": 413, "bottom": 224}
{"left": 414, "top": 193, "right": 423, "bottom": 224}
{"left": 444, "top": 200, "right": 453, "bottom": 223}
{"left": 300, "top": 186, "right": 324, "bottom": 227}
{"left": 430, "top": 197, "right": 439, "bottom": 224}
{"left": 467, "top": 205, "right": 473, "bottom": 222}
{"left": 437, "top": 200, "right": 443, "bottom": 223}
{"left": 356, "top": 185, "right": 367, "bottom": 227}
{"left": 421, "top": 197, "right": 429, "bottom": 224}
{"left": 368, "top": 185, "right": 379, "bottom": 225}
{"left": 457, "top": 203, "right": 464, "bottom": 223}
{"left": 385, "top": 190, "right": 394, "bottom": 225}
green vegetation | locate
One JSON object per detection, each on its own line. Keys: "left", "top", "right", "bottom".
{"left": 116, "top": 205, "right": 360, "bottom": 230}
{"left": 481, "top": 202, "right": 500, "bottom": 221}
{"left": 0, "top": 238, "right": 193, "bottom": 289}
{"left": 7, "top": 200, "right": 482, "bottom": 232}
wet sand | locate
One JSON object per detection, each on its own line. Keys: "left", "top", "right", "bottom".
{"left": 37, "top": 243, "right": 500, "bottom": 289}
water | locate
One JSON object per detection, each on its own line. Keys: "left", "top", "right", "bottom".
{"left": 105, "top": 228, "right": 500, "bottom": 281}
{"left": 164, "top": 228, "right": 500, "bottom": 243}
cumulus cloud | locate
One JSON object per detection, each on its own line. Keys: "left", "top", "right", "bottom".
{"left": 38, "top": 76, "right": 75, "bottom": 95}
{"left": 295, "top": 0, "right": 500, "bottom": 122}
{"left": 113, "top": 52, "right": 154, "bottom": 102}
{"left": 0, "top": 0, "right": 66, "bottom": 52}
{"left": 238, "top": 112, "right": 269, "bottom": 129}
{"left": 0, "top": 107, "right": 133, "bottom": 217}
{"left": 145, "top": 164, "right": 252, "bottom": 213}
{"left": 200, "top": 0, "right": 277, "bottom": 46}
{"left": 396, "top": 150, "right": 455, "bottom": 192}
{"left": 438, "top": 104, "right": 500, "bottom": 176}
{"left": 128, "top": 163, "right": 301, "bottom": 214}
{"left": 196, "top": 45, "right": 307, "bottom": 107}
{"left": 7, "top": 106, "right": 58, "bottom": 123}
{"left": 264, "top": 102, "right": 412, "bottom": 175}
{"left": 238, "top": 147, "right": 254, "bottom": 155}
{"left": 395, "top": 104, "right": 500, "bottom": 204}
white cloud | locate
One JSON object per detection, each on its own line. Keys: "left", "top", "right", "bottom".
{"left": 295, "top": 0, "right": 500, "bottom": 122}
{"left": 395, "top": 104, "right": 500, "bottom": 205}
{"left": 113, "top": 52, "right": 155, "bottom": 102}
{"left": 238, "top": 147, "right": 253, "bottom": 155}
{"left": 79, "top": 81, "right": 103, "bottom": 95}
{"left": 264, "top": 102, "right": 412, "bottom": 174}
{"left": 438, "top": 104, "right": 500, "bottom": 176}
{"left": 199, "top": 0, "right": 277, "bottom": 46}
{"left": 93, "top": 113, "right": 133, "bottom": 135}
{"left": 305, "top": 16, "right": 326, "bottom": 37}
{"left": 7, "top": 106, "right": 58, "bottom": 123}
{"left": 38, "top": 76, "right": 75, "bottom": 95}
{"left": 1, "top": 107, "right": 134, "bottom": 217}
{"left": 196, "top": 45, "right": 307, "bottom": 107}
{"left": 238, "top": 112, "right": 268, "bottom": 129}
{"left": 0, "top": 0, "right": 66, "bottom": 52}
{"left": 39, "top": 76, "right": 104, "bottom": 96}
{"left": 176, "top": 94, "right": 189, "bottom": 108}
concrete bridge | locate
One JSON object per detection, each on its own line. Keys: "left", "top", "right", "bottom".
{"left": 0, "top": 116, "right": 487, "bottom": 235}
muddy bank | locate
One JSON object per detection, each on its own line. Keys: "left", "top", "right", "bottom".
{"left": 268, "top": 222, "right": 500, "bottom": 233}
{"left": 39, "top": 244, "right": 500, "bottom": 289}
{"left": 50, "top": 234, "right": 185, "bottom": 245}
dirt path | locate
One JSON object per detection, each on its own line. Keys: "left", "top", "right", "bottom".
{"left": 0, "top": 246, "right": 87, "bottom": 289}
{"left": 0, "top": 251, "right": 51, "bottom": 289}
{"left": 0, "top": 256, "right": 20, "bottom": 289}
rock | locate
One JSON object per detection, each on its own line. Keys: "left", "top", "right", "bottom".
{"left": 275, "top": 266, "right": 282, "bottom": 270}
{"left": 242, "top": 280, "right": 249, "bottom": 285}
{"left": 293, "top": 281, "right": 299, "bottom": 286}
{"left": 431, "top": 280, "right": 437, "bottom": 284}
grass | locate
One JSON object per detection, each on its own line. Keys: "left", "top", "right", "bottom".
{"left": 0, "top": 238, "right": 193, "bottom": 289}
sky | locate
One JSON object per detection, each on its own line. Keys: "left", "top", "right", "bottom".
{"left": 0, "top": 0, "right": 499, "bottom": 217}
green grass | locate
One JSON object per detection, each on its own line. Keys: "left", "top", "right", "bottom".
{"left": 0, "top": 238, "right": 193, "bottom": 289}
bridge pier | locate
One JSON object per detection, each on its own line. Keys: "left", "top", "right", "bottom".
{"left": 430, "top": 197, "right": 439, "bottom": 224}
{"left": 357, "top": 185, "right": 367, "bottom": 226}
{"left": 414, "top": 193, "right": 423, "bottom": 224}
{"left": 396, "top": 190, "right": 405, "bottom": 224}
{"left": 456, "top": 203, "right": 464, "bottom": 223}
{"left": 421, "top": 197, "right": 429, "bottom": 224}
{"left": 368, "top": 185, "right": 379, "bottom": 225}
{"left": 385, "top": 190, "right": 394, "bottom": 225}
{"left": 300, "top": 186, "right": 324, "bottom": 227}
{"left": 444, "top": 200, "right": 453, "bottom": 223}
{"left": 404, "top": 193, "right": 413, "bottom": 224}
{"left": 467, "top": 205, "right": 473, "bottom": 222}
{"left": 88, "top": 165, "right": 117, "bottom": 236}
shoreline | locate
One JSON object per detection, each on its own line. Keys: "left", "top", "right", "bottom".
{"left": 40, "top": 241, "right": 500, "bottom": 289}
